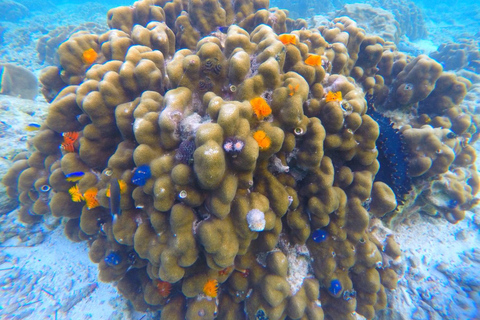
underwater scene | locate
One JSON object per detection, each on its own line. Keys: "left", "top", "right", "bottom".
{"left": 0, "top": 0, "right": 479, "bottom": 319}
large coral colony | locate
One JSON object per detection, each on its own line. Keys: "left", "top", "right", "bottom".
{"left": 2, "top": 0, "right": 478, "bottom": 319}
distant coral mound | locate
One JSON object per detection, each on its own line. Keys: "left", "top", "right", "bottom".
{"left": 334, "top": 3, "right": 401, "bottom": 43}
{"left": 0, "top": 0, "right": 29, "bottom": 22}
{"left": 369, "top": 0, "right": 427, "bottom": 40}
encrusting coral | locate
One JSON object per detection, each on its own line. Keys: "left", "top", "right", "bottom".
{"left": 3, "top": 0, "right": 479, "bottom": 319}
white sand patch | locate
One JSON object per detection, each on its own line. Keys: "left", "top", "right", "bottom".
{"left": 0, "top": 211, "right": 154, "bottom": 320}
{"left": 382, "top": 206, "right": 480, "bottom": 319}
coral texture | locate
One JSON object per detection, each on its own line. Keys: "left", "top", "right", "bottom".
{"left": 3, "top": 1, "right": 479, "bottom": 319}
{"left": 430, "top": 40, "right": 480, "bottom": 73}
{"left": 369, "top": 0, "right": 427, "bottom": 41}
{"left": 334, "top": 4, "right": 401, "bottom": 44}
{"left": 36, "top": 23, "right": 108, "bottom": 66}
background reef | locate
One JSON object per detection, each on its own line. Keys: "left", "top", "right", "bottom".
{"left": 0, "top": 0, "right": 479, "bottom": 320}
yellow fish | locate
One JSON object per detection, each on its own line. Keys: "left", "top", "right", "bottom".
{"left": 25, "top": 123, "right": 41, "bottom": 131}
{"left": 65, "top": 171, "right": 85, "bottom": 182}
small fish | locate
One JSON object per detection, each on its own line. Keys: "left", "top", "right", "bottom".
{"left": 156, "top": 280, "right": 172, "bottom": 298}
{"left": 106, "top": 179, "right": 127, "bottom": 197}
{"left": 250, "top": 97, "right": 272, "bottom": 120}
{"left": 82, "top": 48, "right": 98, "bottom": 65}
{"left": 325, "top": 91, "right": 343, "bottom": 102}
{"left": 304, "top": 54, "right": 322, "bottom": 66}
{"left": 288, "top": 84, "right": 299, "bottom": 96}
{"left": 109, "top": 178, "right": 122, "bottom": 217}
{"left": 83, "top": 187, "right": 99, "bottom": 209}
{"left": 69, "top": 185, "right": 84, "bottom": 202}
{"left": 278, "top": 34, "right": 297, "bottom": 45}
{"left": 104, "top": 251, "right": 122, "bottom": 266}
{"left": 422, "top": 115, "right": 432, "bottom": 124}
{"left": 203, "top": 279, "right": 218, "bottom": 298}
{"left": 25, "top": 123, "right": 41, "bottom": 131}
{"left": 65, "top": 171, "right": 85, "bottom": 182}
{"left": 131, "top": 165, "right": 151, "bottom": 186}
{"left": 61, "top": 131, "right": 80, "bottom": 153}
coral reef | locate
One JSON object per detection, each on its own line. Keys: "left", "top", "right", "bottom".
{"left": 430, "top": 39, "right": 480, "bottom": 73}
{"left": 2, "top": 1, "right": 479, "bottom": 320}
{"left": 369, "top": 0, "right": 427, "bottom": 41}
{"left": 330, "top": 1, "right": 427, "bottom": 44}
{"left": 333, "top": 4, "right": 401, "bottom": 44}
{"left": 36, "top": 23, "right": 108, "bottom": 66}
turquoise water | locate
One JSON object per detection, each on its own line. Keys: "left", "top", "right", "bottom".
{"left": 0, "top": 1, "right": 479, "bottom": 319}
